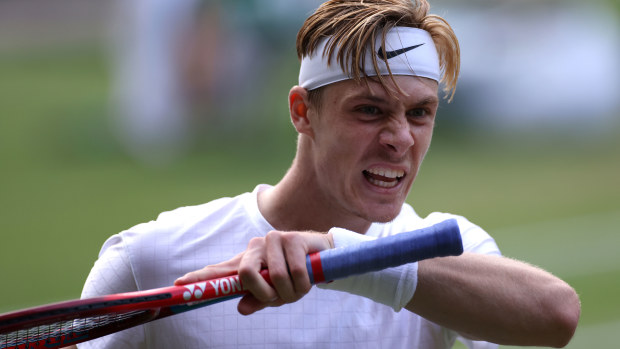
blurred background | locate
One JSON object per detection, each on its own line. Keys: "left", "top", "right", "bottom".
{"left": 0, "top": 0, "right": 618, "bottom": 347}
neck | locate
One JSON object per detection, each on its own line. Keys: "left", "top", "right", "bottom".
{"left": 258, "top": 154, "right": 372, "bottom": 234}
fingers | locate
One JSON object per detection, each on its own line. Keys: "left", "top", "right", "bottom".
{"left": 237, "top": 293, "right": 286, "bottom": 316}
{"left": 267, "top": 231, "right": 308, "bottom": 303}
{"left": 174, "top": 252, "right": 243, "bottom": 285}
{"left": 175, "top": 230, "right": 334, "bottom": 315}
{"left": 238, "top": 237, "right": 278, "bottom": 303}
{"left": 269, "top": 232, "right": 316, "bottom": 302}
{"left": 238, "top": 230, "right": 333, "bottom": 314}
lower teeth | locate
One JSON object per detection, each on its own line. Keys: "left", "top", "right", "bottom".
{"left": 368, "top": 177, "right": 397, "bottom": 188}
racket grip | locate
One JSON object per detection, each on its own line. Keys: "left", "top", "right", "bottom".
{"left": 306, "top": 219, "right": 463, "bottom": 284}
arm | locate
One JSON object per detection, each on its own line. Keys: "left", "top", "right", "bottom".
{"left": 409, "top": 253, "right": 580, "bottom": 348}
{"left": 176, "top": 230, "right": 580, "bottom": 347}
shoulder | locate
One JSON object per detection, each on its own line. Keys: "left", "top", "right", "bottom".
{"left": 120, "top": 191, "right": 254, "bottom": 243}
{"left": 95, "top": 190, "right": 261, "bottom": 287}
{"left": 371, "top": 204, "right": 500, "bottom": 256}
{"left": 83, "top": 233, "right": 137, "bottom": 298}
{"left": 150, "top": 194, "right": 249, "bottom": 229}
{"left": 116, "top": 190, "right": 258, "bottom": 254}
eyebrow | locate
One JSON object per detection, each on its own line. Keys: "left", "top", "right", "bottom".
{"left": 348, "top": 93, "right": 439, "bottom": 106}
{"left": 352, "top": 95, "right": 387, "bottom": 104}
{"left": 415, "top": 96, "right": 439, "bottom": 106}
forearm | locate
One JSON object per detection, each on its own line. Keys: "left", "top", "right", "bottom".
{"left": 408, "top": 253, "right": 580, "bottom": 347}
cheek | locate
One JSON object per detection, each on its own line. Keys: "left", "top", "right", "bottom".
{"left": 314, "top": 133, "right": 367, "bottom": 187}
{"left": 316, "top": 120, "right": 366, "bottom": 156}
{"left": 319, "top": 137, "right": 357, "bottom": 170}
{"left": 415, "top": 125, "right": 434, "bottom": 153}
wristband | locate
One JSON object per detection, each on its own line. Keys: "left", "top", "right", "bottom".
{"left": 319, "top": 227, "right": 419, "bottom": 312}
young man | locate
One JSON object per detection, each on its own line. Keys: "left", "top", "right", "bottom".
{"left": 78, "top": 1, "right": 580, "bottom": 348}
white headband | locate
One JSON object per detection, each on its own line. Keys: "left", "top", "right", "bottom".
{"left": 299, "top": 27, "right": 440, "bottom": 90}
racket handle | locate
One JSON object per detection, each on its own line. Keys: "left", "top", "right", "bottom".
{"left": 306, "top": 219, "right": 463, "bottom": 284}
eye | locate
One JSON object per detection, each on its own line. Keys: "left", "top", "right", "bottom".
{"left": 407, "top": 108, "right": 427, "bottom": 118}
{"left": 357, "top": 105, "right": 382, "bottom": 116}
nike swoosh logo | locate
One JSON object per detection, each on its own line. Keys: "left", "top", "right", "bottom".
{"left": 377, "top": 43, "right": 425, "bottom": 60}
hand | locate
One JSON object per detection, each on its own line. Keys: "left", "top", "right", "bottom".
{"left": 175, "top": 230, "right": 333, "bottom": 315}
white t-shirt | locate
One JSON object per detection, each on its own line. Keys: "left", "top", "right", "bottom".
{"left": 79, "top": 185, "right": 500, "bottom": 349}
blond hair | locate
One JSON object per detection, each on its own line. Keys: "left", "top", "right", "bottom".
{"left": 297, "top": 0, "right": 460, "bottom": 102}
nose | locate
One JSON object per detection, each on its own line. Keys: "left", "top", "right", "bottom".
{"left": 378, "top": 116, "right": 414, "bottom": 155}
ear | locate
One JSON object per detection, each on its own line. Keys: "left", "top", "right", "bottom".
{"left": 288, "top": 86, "right": 314, "bottom": 138}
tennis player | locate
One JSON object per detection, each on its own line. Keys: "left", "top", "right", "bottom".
{"left": 77, "top": 1, "right": 580, "bottom": 348}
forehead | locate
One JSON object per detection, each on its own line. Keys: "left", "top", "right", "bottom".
{"left": 321, "top": 76, "right": 439, "bottom": 104}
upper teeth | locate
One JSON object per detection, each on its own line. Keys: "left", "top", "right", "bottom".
{"left": 366, "top": 168, "right": 404, "bottom": 178}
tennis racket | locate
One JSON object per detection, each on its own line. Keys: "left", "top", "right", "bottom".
{"left": 0, "top": 219, "right": 463, "bottom": 349}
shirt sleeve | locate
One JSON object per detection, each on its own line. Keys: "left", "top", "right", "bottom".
{"left": 424, "top": 212, "right": 501, "bottom": 256}
{"left": 77, "top": 234, "right": 147, "bottom": 349}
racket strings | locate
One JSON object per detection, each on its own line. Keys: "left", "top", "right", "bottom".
{"left": 0, "top": 310, "right": 149, "bottom": 348}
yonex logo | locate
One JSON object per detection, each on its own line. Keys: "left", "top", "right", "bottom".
{"left": 377, "top": 43, "right": 425, "bottom": 60}
{"left": 209, "top": 276, "right": 244, "bottom": 296}
{"left": 182, "top": 282, "right": 206, "bottom": 301}
{"left": 182, "top": 276, "right": 246, "bottom": 301}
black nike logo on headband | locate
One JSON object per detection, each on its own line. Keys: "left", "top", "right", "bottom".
{"left": 377, "top": 43, "right": 425, "bottom": 60}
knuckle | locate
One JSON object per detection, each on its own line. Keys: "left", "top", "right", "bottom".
{"left": 264, "top": 230, "right": 283, "bottom": 243}
{"left": 279, "top": 232, "right": 299, "bottom": 245}
{"left": 281, "top": 232, "right": 308, "bottom": 252}
{"left": 237, "top": 263, "right": 255, "bottom": 279}
{"left": 247, "top": 237, "right": 265, "bottom": 248}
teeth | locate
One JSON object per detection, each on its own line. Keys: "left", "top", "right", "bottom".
{"left": 366, "top": 168, "right": 404, "bottom": 179}
{"left": 367, "top": 177, "right": 398, "bottom": 188}
{"left": 364, "top": 167, "right": 406, "bottom": 188}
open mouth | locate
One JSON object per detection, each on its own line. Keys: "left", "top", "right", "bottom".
{"left": 363, "top": 168, "right": 405, "bottom": 188}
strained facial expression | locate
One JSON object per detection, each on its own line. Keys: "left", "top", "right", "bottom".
{"left": 308, "top": 76, "right": 439, "bottom": 223}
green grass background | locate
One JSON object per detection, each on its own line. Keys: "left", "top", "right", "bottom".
{"left": 0, "top": 44, "right": 618, "bottom": 348}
